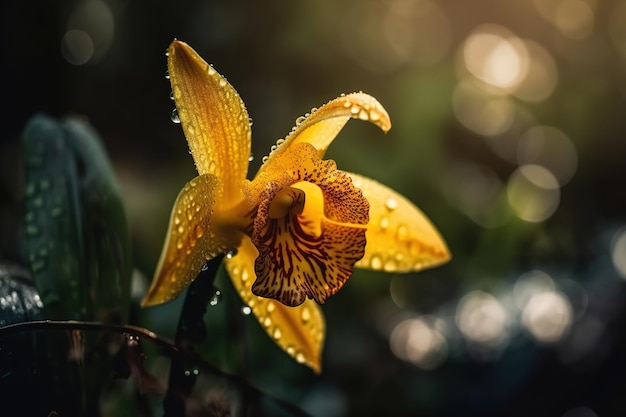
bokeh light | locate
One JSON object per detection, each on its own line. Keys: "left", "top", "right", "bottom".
{"left": 611, "top": 226, "right": 626, "bottom": 279}
{"left": 442, "top": 161, "right": 508, "bottom": 228}
{"left": 452, "top": 77, "right": 516, "bottom": 136}
{"left": 61, "top": 30, "right": 95, "bottom": 66}
{"left": 517, "top": 125, "right": 578, "bottom": 186}
{"left": 63, "top": 0, "right": 114, "bottom": 64}
{"left": 455, "top": 291, "right": 510, "bottom": 353}
{"left": 462, "top": 25, "right": 529, "bottom": 91}
{"left": 513, "top": 270, "right": 556, "bottom": 310}
{"left": 390, "top": 316, "right": 448, "bottom": 370}
{"left": 522, "top": 290, "right": 573, "bottom": 343}
{"left": 506, "top": 164, "right": 560, "bottom": 222}
{"left": 341, "top": 0, "right": 452, "bottom": 72}
{"left": 512, "top": 40, "right": 559, "bottom": 102}
{"left": 533, "top": 0, "right": 596, "bottom": 40}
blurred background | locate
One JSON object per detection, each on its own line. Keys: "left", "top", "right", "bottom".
{"left": 3, "top": 0, "right": 626, "bottom": 416}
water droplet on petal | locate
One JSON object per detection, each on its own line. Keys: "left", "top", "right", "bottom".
{"left": 226, "top": 249, "right": 238, "bottom": 259}
{"left": 397, "top": 224, "right": 409, "bottom": 241}
{"left": 266, "top": 301, "right": 275, "bottom": 313}
{"left": 171, "top": 108, "right": 181, "bottom": 123}
{"left": 272, "top": 327, "right": 282, "bottom": 340}
{"left": 263, "top": 316, "right": 272, "bottom": 327}
{"left": 295, "top": 351, "right": 306, "bottom": 364}
{"left": 248, "top": 154, "right": 254, "bottom": 162}
{"left": 169, "top": 91, "right": 174, "bottom": 100}
{"left": 295, "top": 115, "right": 306, "bottom": 125}
{"left": 379, "top": 216, "right": 390, "bottom": 230}
{"left": 241, "top": 305, "right": 252, "bottom": 315}
{"left": 371, "top": 254, "right": 383, "bottom": 269}
{"left": 208, "top": 64, "right": 216, "bottom": 75}
{"left": 165, "top": 70, "right": 170, "bottom": 79}
{"left": 301, "top": 306, "right": 311, "bottom": 323}
{"left": 218, "top": 78, "right": 227, "bottom": 87}
{"left": 385, "top": 197, "right": 398, "bottom": 211}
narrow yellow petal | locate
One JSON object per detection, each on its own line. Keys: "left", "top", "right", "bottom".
{"left": 225, "top": 237, "right": 325, "bottom": 373}
{"left": 258, "top": 92, "right": 390, "bottom": 175}
{"left": 350, "top": 173, "right": 451, "bottom": 272}
{"left": 168, "top": 40, "right": 251, "bottom": 207}
{"left": 142, "top": 175, "right": 233, "bottom": 307}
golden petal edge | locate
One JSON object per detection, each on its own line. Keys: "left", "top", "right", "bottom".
{"left": 168, "top": 40, "right": 251, "bottom": 207}
{"left": 349, "top": 173, "right": 451, "bottom": 273}
{"left": 142, "top": 174, "right": 227, "bottom": 307}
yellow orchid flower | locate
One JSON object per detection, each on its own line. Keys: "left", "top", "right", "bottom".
{"left": 142, "top": 40, "right": 450, "bottom": 373}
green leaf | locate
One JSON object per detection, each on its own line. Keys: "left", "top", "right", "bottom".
{"left": 22, "top": 114, "right": 132, "bottom": 322}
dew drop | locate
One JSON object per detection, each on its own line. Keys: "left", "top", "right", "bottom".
{"left": 295, "top": 115, "right": 306, "bottom": 125}
{"left": 343, "top": 100, "right": 352, "bottom": 108}
{"left": 195, "top": 225, "right": 204, "bottom": 239}
{"left": 295, "top": 351, "right": 306, "bottom": 364}
{"left": 208, "top": 64, "right": 216, "bottom": 76}
{"left": 263, "top": 316, "right": 272, "bottom": 327}
{"left": 176, "top": 239, "right": 184, "bottom": 250}
{"left": 397, "top": 224, "right": 409, "bottom": 241}
{"left": 218, "top": 78, "right": 227, "bottom": 87}
{"left": 301, "top": 306, "right": 311, "bottom": 323}
{"left": 385, "top": 197, "right": 398, "bottom": 211}
{"left": 350, "top": 105, "right": 360, "bottom": 115}
{"left": 184, "top": 370, "right": 191, "bottom": 376}
{"left": 209, "top": 289, "right": 222, "bottom": 306}
{"left": 286, "top": 345, "right": 296, "bottom": 355}
{"left": 358, "top": 109, "right": 369, "bottom": 120}
{"left": 171, "top": 108, "right": 181, "bottom": 123}
{"left": 165, "top": 48, "right": 169, "bottom": 57}
{"left": 241, "top": 269, "right": 250, "bottom": 282}
{"left": 174, "top": 215, "right": 181, "bottom": 225}
{"left": 379, "top": 216, "right": 390, "bottom": 230}
{"left": 369, "top": 110, "right": 381, "bottom": 122}
{"left": 371, "top": 254, "right": 383, "bottom": 270}
{"left": 165, "top": 70, "right": 170, "bottom": 80}
{"left": 226, "top": 249, "right": 238, "bottom": 259}
{"left": 266, "top": 301, "right": 275, "bottom": 313}
{"left": 248, "top": 154, "right": 254, "bottom": 162}
{"left": 241, "top": 305, "right": 252, "bottom": 315}
{"left": 201, "top": 263, "right": 209, "bottom": 271}
{"left": 177, "top": 225, "right": 184, "bottom": 234}
{"left": 383, "top": 259, "right": 396, "bottom": 272}
{"left": 262, "top": 156, "right": 269, "bottom": 164}
{"left": 272, "top": 327, "right": 282, "bottom": 340}
{"left": 169, "top": 91, "right": 174, "bottom": 100}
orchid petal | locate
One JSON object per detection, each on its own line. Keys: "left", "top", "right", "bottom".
{"left": 349, "top": 173, "right": 451, "bottom": 272}
{"left": 258, "top": 93, "right": 390, "bottom": 175}
{"left": 225, "top": 237, "right": 325, "bottom": 373}
{"left": 168, "top": 40, "right": 251, "bottom": 207}
{"left": 142, "top": 174, "right": 235, "bottom": 306}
